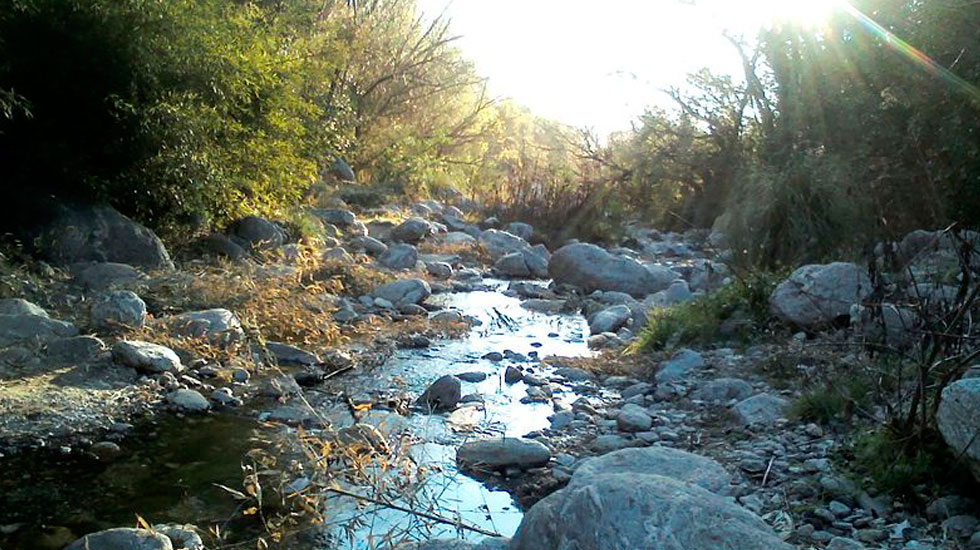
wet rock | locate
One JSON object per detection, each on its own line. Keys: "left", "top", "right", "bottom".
{"left": 521, "top": 299, "right": 565, "bottom": 314}
{"left": 457, "top": 438, "right": 551, "bottom": 471}
{"left": 0, "top": 314, "right": 78, "bottom": 347}
{"left": 691, "top": 378, "right": 754, "bottom": 404}
{"left": 734, "top": 393, "right": 790, "bottom": 426}
{"left": 511, "top": 474, "right": 791, "bottom": 550}
{"left": 168, "top": 389, "right": 210, "bottom": 413}
{"left": 456, "top": 371, "right": 488, "bottom": 383}
{"left": 0, "top": 298, "right": 49, "bottom": 318}
{"left": 66, "top": 527, "right": 173, "bottom": 550}
{"left": 589, "top": 305, "right": 632, "bottom": 335}
{"left": 171, "top": 309, "right": 244, "bottom": 345}
{"left": 770, "top": 262, "right": 872, "bottom": 328}
{"left": 572, "top": 446, "right": 732, "bottom": 494}
{"left": 391, "top": 217, "right": 432, "bottom": 243}
{"left": 549, "top": 243, "right": 672, "bottom": 297}
{"left": 260, "top": 375, "right": 302, "bottom": 398}
{"left": 228, "top": 215, "right": 285, "bottom": 252}
{"left": 112, "top": 340, "right": 182, "bottom": 373}
{"left": 372, "top": 278, "right": 431, "bottom": 307}
{"left": 418, "top": 375, "right": 462, "bottom": 411}
{"left": 267, "top": 405, "right": 312, "bottom": 425}
{"left": 504, "top": 366, "right": 524, "bottom": 384}
{"left": 616, "top": 404, "right": 653, "bottom": 432}
{"left": 553, "top": 366, "right": 594, "bottom": 381}
{"left": 655, "top": 348, "right": 705, "bottom": 384}
{"left": 431, "top": 310, "right": 464, "bottom": 323}
{"left": 266, "top": 341, "right": 320, "bottom": 366}
{"left": 38, "top": 204, "right": 174, "bottom": 270}
{"left": 379, "top": 243, "right": 419, "bottom": 270}
{"left": 349, "top": 235, "right": 388, "bottom": 256}
{"left": 483, "top": 351, "right": 504, "bottom": 362}
{"left": 91, "top": 290, "right": 147, "bottom": 330}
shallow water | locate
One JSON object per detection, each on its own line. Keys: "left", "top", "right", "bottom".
{"left": 0, "top": 279, "right": 594, "bottom": 550}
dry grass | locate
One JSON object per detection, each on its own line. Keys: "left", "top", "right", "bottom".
{"left": 543, "top": 350, "right": 654, "bottom": 378}
{"left": 417, "top": 240, "right": 491, "bottom": 266}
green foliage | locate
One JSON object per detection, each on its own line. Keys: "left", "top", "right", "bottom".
{"left": 852, "top": 428, "right": 968, "bottom": 498}
{"left": 791, "top": 377, "right": 872, "bottom": 425}
{"left": 632, "top": 270, "right": 781, "bottom": 352}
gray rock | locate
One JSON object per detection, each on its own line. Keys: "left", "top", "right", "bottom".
{"left": 397, "top": 537, "right": 510, "bottom": 550}
{"left": 266, "top": 342, "right": 320, "bottom": 366}
{"left": 0, "top": 314, "right": 78, "bottom": 347}
{"left": 91, "top": 290, "right": 147, "bottom": 330}
{"left": 431, "top": 310, "right": 464, "bottom": 323}
{"left": 322, "top": 246, "right": 354, "bottom": 263}
{"left": 553, "top": 366, "right": 594, "bottom": 381}
{"left": 457, "top": 438, "right": 551, "bottom": 470}
{"left": 197, "top": 233, "right": 248, "bottom": 261}
{"left": 168, "top": 389, "right": 210, "bottom": 412}
{"left": 479, "top": 229, "right": 532, "bottom": 260}
{"left": 425, "top": 261, "right": 453, "bottom": 279}
{"left": 770, "top": 262, "right": 872, "bottom": 328}
{"left": 572, "top": 446, "right": 732, "bottom": 494}
{"left": 616, "top": 404, "right": 653, "bottom": 432}
{"left": 46, "top": 335, "right": 106, "bottom": 363}
{"left": 506, "top": 222, "right": 534, "bottom": 240}
{"left": 443, "top": 231, "right": 477, "bottom": 245}
{"left": 391, "top": 217, "right": 432, "bottom": 243}
{"left": 734, "top": 393, "right": 790, "bottom": 425}
{"left": 828, "top": 537, "right": 865, "bottom": 550}
{"left": 171, "top": 309, "right": 244, "bottom": 345}
{"left": 38, "top": 204, "right": 174, "bottom": 270}
{"left": 511, "top": 474, "right": 791, "bottom": 550}
{"left": 655, "top": 348, "right": 705, "bottom": 384}
{"left": 456, "top": 371, "right": 488, "bottom": 383}
{"left": 349, "top": 235, "right": 388, "bottom": 256}
{"left": 589, "top": 305, "right": 632, "bottom": 335}
{"left": 691, "top": 378, "right": 754, "bottom": 404}
{"left": 73, "top": 261, "right": 146, "bottom": 292}
{"left": 504, "top": 365, "right": 524, "bottom": 383}
{"left": 66, "top": 528, "right": 173, "bottom": 550}
{"left": 549, "top": 243, "right": 672, "bottom": 297}
{"left": 313, "top": 208, "right": 356, "bottom": 227}
{"left": 0, "top": 298, "right": 49, "bottom": 318}
{"left": 938, "top": 378, "right": 980, "bottom": 481}
{"left": 228, "top": 215, "right": 285, "bottom": 252}
{"left": 418, "top": 375, "right": 462, "bottom": 411}
{"left": 372, "top": 278, "right": 431, "bottom": 307}
{"left": 379, "top": 243, "right": 419, "bottom": 270}
{"left": 112, "top": 340, "right": 183, "bottom": 374}
{"left": 152, "top": 525, "right": 203, "bottom": 550}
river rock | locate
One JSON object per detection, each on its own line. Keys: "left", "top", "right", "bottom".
{"left": 425, "top": 261, "right": 453, "bottom": 279}
{"left": 504, "top": 366, "right": 524, "bottom": 383}
{"left": 493, "top": 249, "right": 548, "bottom": 278}
{"left": 267, "top": 341, "right": 320, "bottom": 366}
{"left": 589, "top": 304, "right": 632, "bottom": 335}
{"left": 553, "top": 366, "right": 594, "bottom": 381}
{"left": 74, "top": 263, "right": 146, "bottom": 295}
{"left": 152, "top": 525, "right": 203, "bottom": 550}
{"left": 66, "top": 528, "right": 173, "bottom": 550}
{"left": 112, "top": 340, "right": 183, "bottom": 374}
{"left": 548, "top": 243, "right": 672, "bottom": 297}
{"left": 655, "top": 348, "right": 705, "bottom": 384}
{"left": 228, "top": 215, "right": 286, "bottom": 252}
{"left": 457, "top": 438, "right": 551, "bottom": 471}
{"left": 391, "top": 217, "right": 432, "bottom": 243}
{"left": 443, "top": 231, "right": 477, "bottom": 245}
{"left": 91, "top": 290, "right": 147, "bottom": 330}
{"left": 418, "top": 374, "right": 462, "bottom": 411}
{"left": 571, "top": 446, "right": 731, "bottom": 494}
{"left": 478, "top": 229, "right": 531, "bottom": 260}
{"left": 397, "top": 538, "right": 510, "bottom": 550}
{"left": 734, "top": 393, "right": 790, "bottom": 425}
{"left": 770, "top": 262, "right": 872, "bottom": 328}
{"left": 38, "top": 204, "right": 174, "bottom": 270}
{"left": 313, "top": 208, "right": 356, "bottom": 228}
{"left": 46, "top": 335, "right": 106, "bottom": 364}
{"left": 511, "top": 473, "right": 791, "bottom": 550}
{"left": 372, "top": 278, "right": 431, "bottom": 307}
{"left": 349, "top": 235, "right": 388, "bottom": 256}
{"left": 171, "top": 308, "right": 244, "bottom": 345}
{"left": 0, "top": 314, "right": 78, "bottom": 347}
{"left": 0, "top": 298, "right": 49, "bottom": 318}
{"left": 506, "top": 222, "right": 534, "bottom": 241}
{"left": 168, "top": 389, "right": 210, "bottom": 412}
{"left": 616, "top": 403, "right": 653, "bottom": 432}
{"left": 691, "top": 378, "right": 754, "bottom": 404}
{"left": 937, "top": 378, "right": 980, "bottom": 481}
{"left": 379, "top": 243, "right": 419, "bottom": 270}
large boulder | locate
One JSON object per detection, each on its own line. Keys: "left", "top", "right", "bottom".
{"left": 549, "top": 243, "right": 672, "bottom": 297}
{"left": 417, "top": 374, "right": 462, "bottom": 411}
{"left": 589, "top": 305, "right": 632, "bottom": 335}
{"left": 478, "top": 229, "right": 531, "bottom": 260}
{"left": 571, "top": 446, "right": 731, "bottom": 495}
{"left": 511, "top": 474, "right": 792, "bottom": 550}
{"left": 90, "top": 290, "right": 147, "bottom": 331}
{"left": 379, "top": 243, "right": 418, "bottom": 270}
{"left": 0, "top": 314, "right": 77, "bottom": 347}
{"left": 66, "top": 528, "right": 173, "bottom": 550}
{"left": 770, "top": 262, "right": 872, "bottom": 329}
{"left": 390, "top": 217, "right": 432, "bottom": 243}
{"left": 493, "top": 249, "right": 548, "bottom": 278}
{"left": 938, "top": 378, "right": 980, "bottom": 481}
{"left": 457, "top": 438, "right": 551, "bottom": 471}
{"left": 37, "top": 204, "right": 174, "bottom": 270}
{"left": 0, "top": 298, "right": 48, "bottom": 318}
{"left": 372, "top": 278, "right": 431, "bottom": 307}
{"left": 111, "top": 340, "right": 183, "bottom": 374}
{"left": 228, "top": 216, "right": 285, "bottom": 252}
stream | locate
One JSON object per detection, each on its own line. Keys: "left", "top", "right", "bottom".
{"left": 0, "top": 279, "right": 595, "bottom": 550}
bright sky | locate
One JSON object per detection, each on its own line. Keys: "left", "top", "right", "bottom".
{"left": 416, "top": 0, "right": 840, "bottom": 136}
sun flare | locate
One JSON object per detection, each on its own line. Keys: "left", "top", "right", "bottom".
{"left": 749, "top": 0, "right": 844, "bottom": 26}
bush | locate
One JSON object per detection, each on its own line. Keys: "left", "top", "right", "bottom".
{"left": 632, "top": 270, "right": 782, "bottom": 352}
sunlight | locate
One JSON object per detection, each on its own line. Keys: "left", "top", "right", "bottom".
{"left": 731, "top": 0, "right": 843, "bottom": 27}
